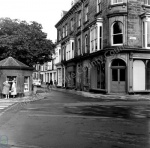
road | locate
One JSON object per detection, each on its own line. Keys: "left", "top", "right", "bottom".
{"left": 0, "top": 90, "right": 150, "bottom": 148}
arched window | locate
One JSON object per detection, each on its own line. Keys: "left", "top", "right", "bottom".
{"left": 111, "top": 59, "right": 126, "bottom": 67}
{"left": 112, "top": 21, "right": 123, "bottom": 45}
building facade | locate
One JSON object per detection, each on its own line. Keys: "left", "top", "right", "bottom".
{"left": 55, "top": 0, "right": 150, "bottom": 94}
{"left": 33, "top": 57, "right": 57, "bottom": 85}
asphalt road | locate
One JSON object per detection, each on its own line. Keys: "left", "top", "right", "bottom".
{"left": 0, "top": 90, "right": 150, "bottom": 148}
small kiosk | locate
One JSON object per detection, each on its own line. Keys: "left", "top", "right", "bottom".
{"left": 0, "top": 57, "right": 33, "bottom": 97}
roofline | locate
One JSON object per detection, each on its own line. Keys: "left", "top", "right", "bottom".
{"left": 55, "top": 0, "right": 82, "bottom": 28}
{"left": 0, "top": 66, "right": 34, "bottom": 70}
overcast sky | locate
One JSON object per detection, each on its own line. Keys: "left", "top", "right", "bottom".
{"left": 0, "top": 0, "right": 72, "bottom": 42}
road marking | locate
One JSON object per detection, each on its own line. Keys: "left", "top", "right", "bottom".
{"left": 0, "top": 103, "right": 18, "bottom": 117}
{"left": 22, "top": 112, "right": 111, "bottom": 119}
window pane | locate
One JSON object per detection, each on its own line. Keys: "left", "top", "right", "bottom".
{"left": 113, "top": 0, "right": 117, "bottom": 3}
{"left": 112, "top": 69, "right": 118, "bottom": 81}
{"left": 100, "top": 65, "right": 105, "bottom": 89}
{"left": 113, "top": 34, "right": 123, "bottom": 44}
{"left": 143, "top": 22, "right": 145, "bottom": 47}
{"left": 113, "top": 22, "right": 123, "bottom": 34}
{"left": 112, "top": 59, "right": 126, "bottom": 66}
{"left": 147, "top": 22, "right": 150, "bottom": 47}
{"left": 97, "top": 67, "right": 100, "bottom": 88}
{"left": 120, "top": 69, "right": 125, "bottom": 81}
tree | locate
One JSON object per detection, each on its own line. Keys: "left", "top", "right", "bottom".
{"left": 0, "top": 18, "right": 55, "bottom": 66}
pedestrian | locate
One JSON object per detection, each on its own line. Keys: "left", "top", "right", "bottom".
{"left": 46, "top": 82, "right": 49, "bottom": 91}
{"left": 11, "top": 79, "right": 17, "bottom": 98}
{"left": 54, "top": 80, "right": 57, "bottom": 87}
{"left": 2, "top": 80, "right": 10, "bottom": 99}
{"left": 33, "top": 84, "right": 37, "bottom": 95}
{"left": 49, "top": 79, "right": 53, "bottom": 90}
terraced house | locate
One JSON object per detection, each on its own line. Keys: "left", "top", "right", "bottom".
{"left": 55, "top": 0, "right": 150, "bottom": 94}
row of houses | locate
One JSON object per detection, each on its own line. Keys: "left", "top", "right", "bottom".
{"left": 34, "top": 0, "right": 150, "bottom": 94}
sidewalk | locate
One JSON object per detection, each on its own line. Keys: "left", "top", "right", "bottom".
{"left": 52, "top": 87, "right": 150, "bottom": 100}
{"left": 0, "top": 92, "right": 48, "bottom": 103}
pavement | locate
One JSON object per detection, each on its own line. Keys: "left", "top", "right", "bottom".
{"left": 52, "top": 87, "right": 150, "bottom": 101}
{"left": 0, "top": 91, "right": 49, "bottom": 112}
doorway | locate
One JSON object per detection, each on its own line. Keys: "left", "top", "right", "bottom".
{"left": 111, "top": 59, "right": 126, "bottom": 93}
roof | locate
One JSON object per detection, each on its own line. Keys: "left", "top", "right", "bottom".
{"left": 0, "top": 57, "right": 33, "bottom": 70}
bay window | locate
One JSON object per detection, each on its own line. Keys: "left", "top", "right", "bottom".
{"left": 90, "top": 20, "right": 103, "bottom": 53}
{"left": 142, "top": 17, "right": 150, "bottom": 48}
{"left": 144, "top": 0, "right": 150, "bottom": 5}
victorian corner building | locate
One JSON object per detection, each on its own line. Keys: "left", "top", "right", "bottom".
{"left": 54, "top": 0, "right": 150, "bottom": 94}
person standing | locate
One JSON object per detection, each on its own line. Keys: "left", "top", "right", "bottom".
{"left": 49, "top": 79, "right": 53, "bottom": 91}
{"left": 2, "top": 80, "right": 10, "bottom": 99}
{"left": 11, "top": 80, "right": 17, "bottom": 98}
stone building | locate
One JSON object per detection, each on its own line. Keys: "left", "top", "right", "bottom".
{"left": 0, "top": 57, "right": 33, "bottom": 96}
{"left": 55, "top": 0, "right": 150, "bottom": 94}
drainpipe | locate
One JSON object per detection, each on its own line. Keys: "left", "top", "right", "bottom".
{"left": 80, "top": 0, "right": 84, "bottom": 91}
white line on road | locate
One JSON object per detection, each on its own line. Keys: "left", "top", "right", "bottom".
{"left": 25, "top": 113, "right": 111, "bottom": 119}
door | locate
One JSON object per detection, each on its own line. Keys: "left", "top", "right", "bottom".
{"left": 112, "top": 68, "right": 126, "bottom": 93}
{"left": 111, "top": 59, "right": 126, "bottom": 93}
{"left": 133, "top": 60, "right": 145, "bottom": 91}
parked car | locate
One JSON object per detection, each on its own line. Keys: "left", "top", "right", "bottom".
{"left": 33, "top": 79, "right": 41, "bottom": 87}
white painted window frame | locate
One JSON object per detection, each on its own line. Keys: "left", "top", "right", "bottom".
{"left": 111, "top": 21, "right": 124, "bottom": 46}
{"left": 90, "top": 21, "right": 103, "bottom": 53}
{"left": 24, "top": 76, "right": 29, "bottom": 92}
{"left": 142, "top": 17, "right": 150, "bottom": 49}
{"left": 112, "top": 0, "right": 123, "bottom": 5}
{"left": 144, "top": 0, "right": 150, "bottom": 5}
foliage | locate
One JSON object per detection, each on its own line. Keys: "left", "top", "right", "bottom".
{"left": 0, "top": 18, "right": 55, "bottom": 66}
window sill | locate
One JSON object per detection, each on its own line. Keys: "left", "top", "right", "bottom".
{"left": 111, "top": 44, "right": 123, "bottom": 46}
{"left": 143, "top": 46, "right": 150, "bottom": 49}
{"left": 108, "top": 3, "right": 126, "bottom": 9}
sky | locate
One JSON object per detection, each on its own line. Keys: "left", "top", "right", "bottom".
{"left": 0, "top": 0, "right": 72, "bottom": 42}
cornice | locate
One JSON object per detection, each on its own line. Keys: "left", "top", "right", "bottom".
{"left": 107, "top": 11, "right": 128, "bottom": 18}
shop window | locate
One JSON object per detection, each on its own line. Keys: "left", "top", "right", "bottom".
{"left": 111, "top": 21, "right": 123, "bottom": 46}
{"left": 24, "top": 76, "right": 29, "bottom": 92}
{"left": 97, "top": 64, "right": 105, "bottom": 89}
